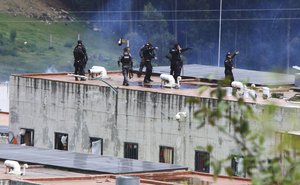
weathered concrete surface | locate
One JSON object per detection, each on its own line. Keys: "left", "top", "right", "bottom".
{"left": 0, "top": 83, "right": 9, "bottom": 112}
{"left": 8, "top": 75, "right": 300, "bottom": 174}
{"left": 9, "top": 76, "right": 117, "bottom": 152}
{"left": 0, "top": 136, "right": 7, "bottom": 144}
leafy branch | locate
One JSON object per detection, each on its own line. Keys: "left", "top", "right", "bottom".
{"left": 189, "top": 85, "right": 300, "bottom": 185}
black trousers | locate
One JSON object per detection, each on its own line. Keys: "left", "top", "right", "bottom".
{"left": 144, "top": 61, "right": 152, "bottom": 82}
{"left": 225, "top": 70, "right": 234, "bottom": 85}
{"left": 173, "top": 65, "right": 182, "bottom": 83}
{"left": 170, "top": 64, "right": 176, "bottom": 76}
{"left": 74, "top": 60, "right": 85, "bottom": 80}
{"left": 137, "top": 59, "right": 145, "bottom": 77}
{"left": 122, "top": 66, "right": 130, "bottom": 85}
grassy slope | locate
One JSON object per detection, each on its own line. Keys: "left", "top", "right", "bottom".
{"left": 0, "top": 14, "right": 121, "bottom": 81}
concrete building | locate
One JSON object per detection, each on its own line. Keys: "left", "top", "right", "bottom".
{"left": 8, "top": 65, "right": 300, "bottom": 176}
{"left": 0, "top": 159, "right": 251, "bottom": 185}
{"left": 0, "top": 81, "right": 9, "bottom": 112}
{"left": 0, "top": 82, "right": 10, "bottom": 144}
{"left": 0, "top": 112, "right": 9, "bottom": 144}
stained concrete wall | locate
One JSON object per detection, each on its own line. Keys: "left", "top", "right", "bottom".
{"left": 9, "top": 75, "right": 300, "bottom": 173}
{"left": 9, "top": 76, "right": 117, "bottom": 153}
{"left": 0, "top": 136, "right": 7, "bottom": 144}
{"left": 0, "top": 83, "right": 9, "bottom": 112}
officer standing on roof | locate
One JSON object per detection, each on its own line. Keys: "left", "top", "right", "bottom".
{"left": 141, "top": 42, "right": 157, "bottom": 83}
{"left": 118, "top": 47, "right": 133, "bottom": 86}
{"left": 137, "top": 43, "right": 147, "bottom": 78}
{"left": 73, "top": 40, "right": 88, "bottom": 81}
{"left": 224, "top": 51, "right": 239, "bottom": 85}
{"left": 167, "top": 43, "right": 191, "bottom": 83}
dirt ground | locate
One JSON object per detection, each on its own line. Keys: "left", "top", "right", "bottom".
{"left": 0, "top": 0, "right": 69, "bottom": 20}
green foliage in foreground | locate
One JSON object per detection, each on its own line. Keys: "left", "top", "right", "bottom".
{"left": 0, "top": 14, "right": 121, "bottom": 81}
{"left": 189, "top": 85, "right": 300, "bottom": 185}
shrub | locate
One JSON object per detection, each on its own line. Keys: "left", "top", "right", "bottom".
{"left": 10, "top": 30, "right": 17, "bottom": 43}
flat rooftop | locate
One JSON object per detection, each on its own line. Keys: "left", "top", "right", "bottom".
{"left": 0, "top": 159, "right": 251, "bottom": 185}
{"left": 12, "top": 64, "right": 300, "bottom": 108}
{"left": 153, "top": 64, "right": 295, "bottom": 86}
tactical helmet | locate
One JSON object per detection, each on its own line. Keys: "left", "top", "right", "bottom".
{"left": 226, "top": 52, "right": 231, "bottom": 57}
{"left": 123, "top": 47, "right": 130, "bottom": 53}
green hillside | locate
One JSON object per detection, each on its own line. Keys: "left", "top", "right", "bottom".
{"left": 0, "top": 14, "right": 121, "bottom": 81}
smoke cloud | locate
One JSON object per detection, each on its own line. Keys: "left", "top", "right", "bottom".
{"left": 89, "top": 0, "right": 300, "bottom": 73}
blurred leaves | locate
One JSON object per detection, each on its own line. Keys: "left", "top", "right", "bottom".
{"left": 192, "top": 84, "right": 300, "bottom": 185}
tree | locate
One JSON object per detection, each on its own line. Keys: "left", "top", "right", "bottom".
{"left": 139, "top": 2, "right": 175, "bottom": 65}
{"left": 59, "top": 0, "right": 100, "bottom": 10}
{"left": 190, "top": 84, "right": 300, "bottom": 185}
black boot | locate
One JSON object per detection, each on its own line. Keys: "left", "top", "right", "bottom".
{"left": 137, "top": 72, "right": 142, "bottom": 78}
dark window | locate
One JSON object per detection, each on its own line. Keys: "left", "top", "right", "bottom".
{"left": 20, "top": 128, "right": 34, "bottom": 146}
{"left": 159, "top": 146, "right": 174, "bottom": 164}
{"left": 195, "top": 151, "right": 210, "bottom": 173}
{"left": 124, "top": 142, "right": 138, "bottom": 159}
{"left": 231, "top": 155, "right": 245, "bottom": 177}
{"left": 54, "top": 132, "right": 68, "bottom": 151}
{"left": 90, "top": 137, "right": 103, "bottom": 155}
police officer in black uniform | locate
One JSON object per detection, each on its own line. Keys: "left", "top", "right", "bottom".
{"left": 137, "top": 43, "right": 147, "bottom": 78}
{"left": 73, "top": 40, "right": 88, "bottom": 81}
{"left": 224, "top": 51, "right": 239, "bottom": 85}
{"left": 141, "top": 42, "right": 157, "bottom": 83}
{"left": 168, "top": 43, "right": 191, "bottom": 83}
{"left": 118, "top": 47, "right": 133, "bottom": 86}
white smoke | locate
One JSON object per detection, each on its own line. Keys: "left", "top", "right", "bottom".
{"left": 45, "top": 65, "right": 58, "bottom": 73}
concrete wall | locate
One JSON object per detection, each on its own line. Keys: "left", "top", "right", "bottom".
{"left": 9, "top": 76, "right": 117, "bottom": 152}
{"left": 9, "top": 75, "right": 300, "bottom": 173}
{"left": 0, "top": 136, "right": 7, "bottom": 144}
{"left": 0, "top": 82, "right": 9, "bottom": 112}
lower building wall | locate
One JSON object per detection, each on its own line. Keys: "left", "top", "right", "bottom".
{"left": 8, "top": 76, "right": 300, "bottom": 174}
{"left": 0, "top": 136, "right": 7, "bottom": 144}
